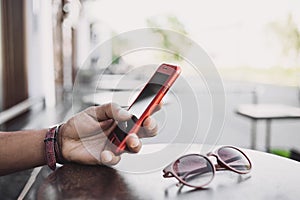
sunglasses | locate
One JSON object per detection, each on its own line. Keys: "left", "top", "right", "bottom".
{"left": 163, "top": 146, "right": 252, "bottom": 189}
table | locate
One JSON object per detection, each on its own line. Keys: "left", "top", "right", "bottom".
{"left": 22, "top": 144, "right": 300, "bottom": 200}
{"left": 236, "top": 104, "right": 300, "bottom": 152}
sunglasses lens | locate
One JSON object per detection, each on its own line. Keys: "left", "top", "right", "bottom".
{"left": 173, "top": 155, "right": 214, "bottom": 188}
{"left": 217, "top": 147, "right": 251, "bottom": 173}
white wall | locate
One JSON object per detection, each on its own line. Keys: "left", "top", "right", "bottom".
{"left": 25, "top": 0, "right": 56, "bottom": 107}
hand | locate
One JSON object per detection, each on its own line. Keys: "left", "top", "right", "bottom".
{"left": 58, "top": 103, "right": 160, "bottom": 166}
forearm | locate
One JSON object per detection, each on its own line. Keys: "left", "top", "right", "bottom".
{"left": 0, "top": 129, "right": 47, "bottom": 175}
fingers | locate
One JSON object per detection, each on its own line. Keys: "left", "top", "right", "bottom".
{"left": 137, "top": 116, "right": 158, "bottom": 138}
{"left": 100, "top": 136, "right": 141, "bottom": 165}
{"left": 140, "top": 102, "right": 161, "bottom": 134}
{"left": 125, "top": 134, "right": 142, "bottom": 153}
{"left": 100, "top": 150, "right": 121, "bottom": 165}
{"left": 152, "top": 101, "right": 163, "bottom": 114}
{"left": 87, "top": 103, "right": 132, "bottom": 122}
{"left": 139, "top": 101, "right": 162, "bottom": 137}
{"left": 99, "top": 119, "right": 114, "bottom": 131}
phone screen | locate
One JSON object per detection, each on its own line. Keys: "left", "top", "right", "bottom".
{"left": 128, "top": 72, "right": 170, "bottom": 118}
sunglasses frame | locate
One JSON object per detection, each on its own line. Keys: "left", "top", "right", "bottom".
{"left": 163, "top": 146, "right": 252, "bottom": 189}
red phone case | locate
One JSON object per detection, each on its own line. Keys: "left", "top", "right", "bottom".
{"left": 108, "top": 63, "right": 181, "bottom": 153}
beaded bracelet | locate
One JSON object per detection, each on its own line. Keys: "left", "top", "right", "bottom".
{"left": 44, "top": 124, "right": 65, "bottom": 170}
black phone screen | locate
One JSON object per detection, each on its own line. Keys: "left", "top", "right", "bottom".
{"left": 109, "top": 71, "right": 170, "bottom": 145}
{"left": 128, "top": 72, "right": 169, "bottom": 118}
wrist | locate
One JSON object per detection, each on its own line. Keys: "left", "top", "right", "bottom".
{"left": 44, "top": 123, "right": 67, "bottom": 170}
{"left": 55, "top": 123, "right": 68, "bottom": 164}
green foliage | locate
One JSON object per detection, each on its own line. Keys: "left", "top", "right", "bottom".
{"left": 268, "top": 14, "right": 300, "bottom": 60}
{"left": 111, "top": 31, "right": 129, "bottom": 64}
{"left": 271, "top": 149, "right": 291, "bottom": 158}
{"left": 146, "top": 15, "right": 191, "bottom": 61}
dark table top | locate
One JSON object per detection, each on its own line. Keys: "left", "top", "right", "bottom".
{"left": 23, "top": 144, "right": 300, "bottom": 200}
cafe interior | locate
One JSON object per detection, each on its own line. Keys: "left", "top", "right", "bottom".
{"left": 1, "top": 0, "right": 300, "bottom": 199}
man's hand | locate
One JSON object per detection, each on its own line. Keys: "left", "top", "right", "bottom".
{"left": 58, "top": 103, "right": 160, "bottom": 166}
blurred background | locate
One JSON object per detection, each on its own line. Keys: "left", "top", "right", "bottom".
{"left": 1, "top": 0, "right": 300, "bottom": 148}
{"left": 1, "top": 0, "right": 300, "bottom": 198}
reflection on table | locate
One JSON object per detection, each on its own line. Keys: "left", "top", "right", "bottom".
{"left": 36, "top": 164, "right": 137, "bottom": 200}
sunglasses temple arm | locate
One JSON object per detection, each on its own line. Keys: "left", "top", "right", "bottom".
{"left": 218, "top": 153, "right": 252, "bottom": 171}
{"left": 214, "top": 164, "right": 225, "bottom": 170}
{"left": 214, "top": 163, "right": 250, "bottom": 171}
{"left": 208, "top": 151, "right": 242, "bottom": 165}
{"left": 223, "top": 155, "right": 243, "bottom": 164}
{"left": 180, "top": 165, "right": 212, "bottom": 180}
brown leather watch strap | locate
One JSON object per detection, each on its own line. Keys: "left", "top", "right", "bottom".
{"left": 44, "top": 126, "right": 57, "bottom": 170}
{"left": 54, "top": 124, "right": 68, "bottom": 164}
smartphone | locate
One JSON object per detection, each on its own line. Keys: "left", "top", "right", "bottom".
{"left": 108, "top": 63, "right": 181, "bottom": 153}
